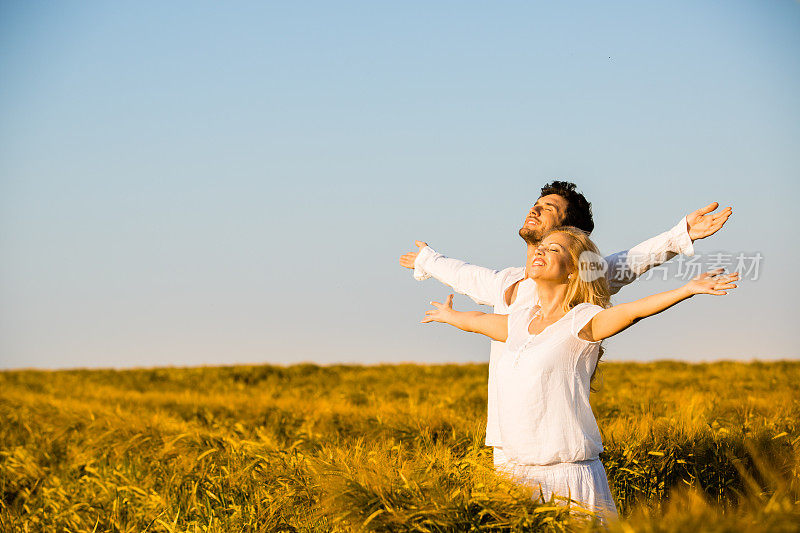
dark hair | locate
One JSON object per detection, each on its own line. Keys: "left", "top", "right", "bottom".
{"left": 540, "top": 180, "right": 594, "bottom": 234}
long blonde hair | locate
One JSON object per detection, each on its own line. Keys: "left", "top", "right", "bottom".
{"left": 544, "top": 226, "right": 611, "bottom": 387}
{"left": 544, "top": 226, "right": 611, "bottom": 311}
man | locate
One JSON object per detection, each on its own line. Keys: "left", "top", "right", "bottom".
{"left": 399, "top": 180, "right": 732, "bottom": 467}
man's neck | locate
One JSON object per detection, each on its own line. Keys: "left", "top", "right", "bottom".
{"left": 524, "top": 242, "right": 538, "bottom": 278}
{"left": 504, "top": 240, "right": 545, "bottom": 308}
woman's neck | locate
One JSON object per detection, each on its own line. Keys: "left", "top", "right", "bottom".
{"left": 534, "top": 279, "right": 569, "bottom": 319}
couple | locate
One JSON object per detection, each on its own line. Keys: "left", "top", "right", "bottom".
{"left": 399, "top": 181, "right": 735, "bottom": 519}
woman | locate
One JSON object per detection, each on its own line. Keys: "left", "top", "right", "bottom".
{"left": 421, "top": 226, "right": 738, "bottom": 519}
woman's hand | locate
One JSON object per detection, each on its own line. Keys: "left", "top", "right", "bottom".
{"left": 421, "top": 294, "right": 455, "bottom": 324}
{"left": 420, "top": 297, "right": 508, "bottom": 340}
{"left": 684, "top": 268, "right": 739, "bottom": 296}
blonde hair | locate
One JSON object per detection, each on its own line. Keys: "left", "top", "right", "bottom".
{"left": 544, "top": 226, "right": 611, "bottom": 387}
{"left": 545, "top": 226, "right": 611, "bottom": 312}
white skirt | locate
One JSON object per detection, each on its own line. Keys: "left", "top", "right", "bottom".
{"left": 493, "top": 447, "right": 618, "bottom": 520}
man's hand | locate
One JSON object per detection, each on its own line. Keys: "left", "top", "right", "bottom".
{"left": 399, "top": 240, "right": 428, "bottom": 269}
{"left": 686, "top": 202, "right": 732, "bottom": 241}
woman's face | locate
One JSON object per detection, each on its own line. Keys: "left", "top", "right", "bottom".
{"left": 528, "top": 232, "right": 574, "bottom": 282}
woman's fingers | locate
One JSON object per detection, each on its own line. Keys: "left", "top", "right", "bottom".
{"left": 422, "top": 311, "right": 439, "bottom": 323}
{"left": 697, "top": 269, "right": 721, "bottom": 280}
{"left": 430, "top": 295, "right": 455, "bottom": 309}
{"left": 710, "top": 272, "right": 739, "bottom": 287}
{"left": 697, "top": 268, "right": 726, "bottom": 282}
{"left": 422, "top": 295, "right": 454, "bottom": 323}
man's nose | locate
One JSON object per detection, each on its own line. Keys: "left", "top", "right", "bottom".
{"left": 534, "top": 247, "right": 545, "bottom": 256}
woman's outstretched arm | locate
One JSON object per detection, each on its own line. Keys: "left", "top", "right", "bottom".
{"left": 581, "top": 268, "right": 739, "bottom": 342}
{"left": 421, "top": 294, "right": 509, "bottom": 342}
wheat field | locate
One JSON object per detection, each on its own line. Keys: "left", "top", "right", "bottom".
{"left": 1, "top": 361, "right": 798, "bottom": 532}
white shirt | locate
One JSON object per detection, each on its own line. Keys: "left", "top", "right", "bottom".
{"left": 498, "top": 303, "right": 605, "bottom": 465}
{"left": 412, "top": 216, "right": 694, "bottom": 447}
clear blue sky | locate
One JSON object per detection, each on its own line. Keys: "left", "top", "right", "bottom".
{"left": 1, "top": 1, "right": 798, "bottom": 369}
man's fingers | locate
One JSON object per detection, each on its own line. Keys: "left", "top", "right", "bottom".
{"left": 711, "top": 210, "right": 732, "bottom": 223}
{"left": 689, "top": 205, "right": 732, "bottom": 240}
{"left": 693, "top": 202, "right": 719, "bottom": 216}
{"left": 399, "top": 252, "right": 419, "bottom": 269}
{"left": 709, "top": 220, "right": 726, "bottom": 231}
{"left": 446, "top": 294, "right": 454, "bottom": 307}
{"left": 414, "top": 240, "right": 428, "bottom": 249}
{"left": 699, "top": 217, "right": 729, "bottom": 237}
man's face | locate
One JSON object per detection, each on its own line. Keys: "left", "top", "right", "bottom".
{"left": 518, "top": 193, "right": 568, "bottom": 245}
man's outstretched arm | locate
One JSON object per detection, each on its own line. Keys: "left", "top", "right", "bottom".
{"left": 604, "top": 202, "right": 732, "bottom": 294}
{"left": 399, "top": 241, "right": 511, "bottom": 307}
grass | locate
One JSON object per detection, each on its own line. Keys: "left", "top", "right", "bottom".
{"left": 1, "top": 361, "right": 798, "bottom": 532}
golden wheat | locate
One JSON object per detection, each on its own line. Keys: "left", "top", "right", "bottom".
{"left": 1, "top": 362, "right": 798, "bottom": 532}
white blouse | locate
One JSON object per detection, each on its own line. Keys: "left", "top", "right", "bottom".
{"left": 496, "top": 303, "right": 606, "bottom": 465}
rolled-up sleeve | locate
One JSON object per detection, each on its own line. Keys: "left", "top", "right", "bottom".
{"left": 413, "top": 246, "right": 437, "bottom": 281}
